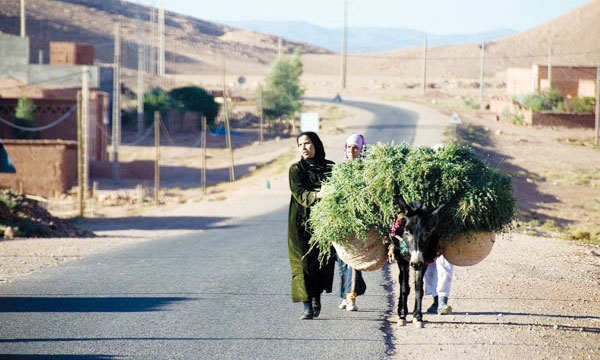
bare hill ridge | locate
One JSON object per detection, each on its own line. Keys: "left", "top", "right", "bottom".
{"left": 0, "top": 0, "right": 329, "bottom": 76}
{"left": 0, "top": 0, "right": 598, "bottom": 91}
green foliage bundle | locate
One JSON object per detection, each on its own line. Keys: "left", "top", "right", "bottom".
{"left": 258, "top": 48, "right": 304, "bottom": 120}
{"left": 309, "top": 142, "right": 516, "bottom": 261}
{"left": 169, "top": 86, "right": 220, "bottom": 127}
{"left": 14, "top": 97, "right": 39, "bottom": 139}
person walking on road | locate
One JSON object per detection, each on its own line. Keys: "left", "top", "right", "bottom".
{"left": 338, "top": 134, "right": 367, "bottom": 311}
{"left": 425, "top": 254, "right": 454, "bottom": 314}
{"left": 287, "top": 131, "right": 336, "bottom": 320}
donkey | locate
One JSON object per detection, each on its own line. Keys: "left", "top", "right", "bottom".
{"left": 389, "top": 196, "right": 444, "bottom": 327}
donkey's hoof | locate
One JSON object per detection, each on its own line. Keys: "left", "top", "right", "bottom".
{"left": 414, "top": 321, "right": 424, "bottom": 328}
{"left": 398, "top": 318, "right": 407, "bottom": 326}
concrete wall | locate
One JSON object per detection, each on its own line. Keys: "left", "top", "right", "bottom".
{"left": 506, "top": 67, "right": 534, "bottom": 95}
{"left": 0, "top": 36, "right": 99, "bottom": 88}
{"left": 0, "top": 140, "right": 77, "bottom": 197}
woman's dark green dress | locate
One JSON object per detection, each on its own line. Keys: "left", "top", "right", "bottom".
{"left": 287, "top": 158, "right": 336, "bottom": 302}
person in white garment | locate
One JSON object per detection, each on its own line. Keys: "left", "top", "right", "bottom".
{"left": 425, "top": 142, "right": 454, "bottom": 315}
{"left": 424, "top": 254, "right": 454, "bottom": 314}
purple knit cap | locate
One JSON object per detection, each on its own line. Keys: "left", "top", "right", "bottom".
{"left": 343, "top": 133, "right": 366, "bottom": 161}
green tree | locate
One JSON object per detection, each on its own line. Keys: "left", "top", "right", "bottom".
{"left": 169, "top": 86, "right": 220, "bottom": 128}
{"left": 259, "top": 48, "right": 304, "bottom": 120}
{"left": 143, "top": 87, "right": 172, "bottom": 125}
{"left": 14, "top": 97, "right": 39, "bottom": 139}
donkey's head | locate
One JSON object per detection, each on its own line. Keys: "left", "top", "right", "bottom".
{"left": 396, "top": 195, "right": 444, "bottom": 270}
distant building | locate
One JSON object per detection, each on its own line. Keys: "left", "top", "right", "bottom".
{"left": 507, "top": 64, "right": 597, "bottom": 99}
{"left": 0, "top": 35, "right": 110, "bottom": 197}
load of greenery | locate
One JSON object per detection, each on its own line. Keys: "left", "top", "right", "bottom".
{"left": 257, "top": 48, "right": 304, "bottom": 120}
{"left": 309, "top": 142, "right": 516, "bottom": 262}
{"left": 143, "top": 87, "right": 172, "bottom": 125}
{"left": 0, "top": 190, "right": 93, "bottom": 238}
{"left": 13, "top": 97, "right": 39, "bottom": 139}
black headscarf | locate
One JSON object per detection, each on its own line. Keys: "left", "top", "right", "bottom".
{"left": 297, "top": 131, "right": 326, "bottom": 162}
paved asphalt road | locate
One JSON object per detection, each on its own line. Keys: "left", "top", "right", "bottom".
{"left": 0, "top": 98, "right": 446, "bottom": 359}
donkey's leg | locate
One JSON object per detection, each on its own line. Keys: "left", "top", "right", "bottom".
{"left": 413, "top": 268, "right": 425, "bottom": 327}
{"left": 397, "top": 259, "right": 410, "bottom": 326}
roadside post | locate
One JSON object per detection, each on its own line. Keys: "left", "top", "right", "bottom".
{"left": 594, "top": 66, "right": 600, "bottom": 147}
{"left": 154, "top": 111, "right": 160, "bottom": 203}
{"left": 201, "top": 116, "right": 207, "bottom": 194}
{"left": 450, "top": 112, "right": 461, "bottom": 141}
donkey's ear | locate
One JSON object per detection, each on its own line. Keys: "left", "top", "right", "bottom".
{"left": 395, "top": 194, "right": 408, "bottom": 213}
{"left": 429, "top": 203, "right": 445, "bottom": 228}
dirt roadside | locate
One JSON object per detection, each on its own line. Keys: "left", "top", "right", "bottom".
{"left": 1, "top": 96, "right": 599, "bottom": 359}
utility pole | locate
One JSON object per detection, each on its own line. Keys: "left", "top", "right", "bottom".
{"left": 548, "top": 45, "right": 552, "bottom": 89}
{"left": 158, "top": 1, "right": 165, "bottom": 76}
{"left": 112, "top": 23, "right": 121, "bottom": 179}
{"left": 595, "top": 66, "right": 599, "bottom": 147}
{"left": 479, "top": 41, "right": 485, "bottom": 104}
{"left": 340, "top": 0, "right": 348, "bottom": 89}
{"left": 77, "top": 91, "right": 83, "bottom": 216}
{"left": 222, "top": 57, "right": 235, "bottom": 182}
{"left": 421, "top": 34, "right": 427, "bottom": 94}
{"left": 80, "top": 67, "right": 90, "bottom": 216}
{"left": 154, "top": 111, "right": 160, "bottom": 203}
{"left": 201, "top": 116, "right": 207, "bottom": 193}
{"left": 278, "top": 37, "right": 282, "bottom": 60}
{"left": 20, "top": 0, "right": 25, "bottom": 37}
{"left": 149, "top": 4, "right": 156, "bottom": 74}
{"left": 137, "top": 2, "right": 145, "bottom": 136}
{"left": 259, "top": 85, "right": 264, "bottom": 142}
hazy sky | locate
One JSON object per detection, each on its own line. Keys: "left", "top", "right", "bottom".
{"left": 133, "top": 0, "right": 590, "bottom": 34}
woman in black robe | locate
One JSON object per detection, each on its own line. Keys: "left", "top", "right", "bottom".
{"left": 287, "top": 131, "right": 335, "bottom": 320}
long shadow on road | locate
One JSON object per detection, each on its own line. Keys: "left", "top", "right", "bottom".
{"left": 0, "top": 296, "right": 193, "bottom": 312}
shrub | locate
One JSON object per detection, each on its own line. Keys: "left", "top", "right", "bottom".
{"left": 514, "top": 88, "right": 564, "bottom": 112}
{"left": 143, "top": 87, "right": 172, "bottom": 125}
{"left": 258, "top": 48, "right": 304, "bottom": 120}
{"left": 13, "top": 97, "right": 39, "bottom": 139}
{"left": 169, "top": 86, "right": 220, "bottom": 128}
{"left": 572, "top": 97, "right": 596, "bottom": 113}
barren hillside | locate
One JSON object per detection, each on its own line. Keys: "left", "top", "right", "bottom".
{"left": 0, "top": 0, "right": 329, "bottom": 76}
{"left": 1, "top": 0, "right": 598, "bottom": 94}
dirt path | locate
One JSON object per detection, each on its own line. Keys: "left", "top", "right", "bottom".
{"left": 388, "top": 232, "right": 600, "bottom": 359}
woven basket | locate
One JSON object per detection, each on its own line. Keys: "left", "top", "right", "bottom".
{"left": 332, "top": 230, "right": 388, "bottom": 271}
{"left": 440, "top": 231, "right": 495, "bottom": 266}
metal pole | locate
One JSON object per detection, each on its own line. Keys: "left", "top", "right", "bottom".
{"left": 20, "top": 0, "right": 25, "bottom": 37}
{"left": 38, "top": 49, "right": 43, "bottom": 64}
{"left": 154, "top": 111, "right": 160, "bottom": 203}
{"left": 112, "top": 23, "right": 121, "bottom": 179}
{"left": 341, "top": 0, "right": 347, "bottom": 89}
{"left": 278, "top": 37, "right": 282, "bottom": 60}
{"left": 595, "top": 66, "right": 599, "bottom": 147}
{"left": 137, "top": 1, "right": 145, "bottom": 136}
{"left": 201, "top": 116, "right": 207, "bottom": 193}
{"left": 81, "top": 67, "right": 90, "bottom": 216}
{"left": 548, "top": 45, "right": 552, "bottom": 89}
{"left": 77, "top": 91, "right": 84, "bottom": 217}
{"left": 421, "top": 34, "right": 427, "bottom": 94}
{"left": 479, "top": 41, "right": 485, "bottom": 104}
{"left": 158, "top": 1, "right": 165, "bottom": 76}
{"left": 259, "top": 85, "right": 264, "bottom": 142}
